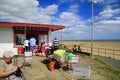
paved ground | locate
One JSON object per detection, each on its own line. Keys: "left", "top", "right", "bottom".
{"left": 16, "top": 54, "right": 120, "bottom": 80}
{"left": 95, "top": 55, "right": 120, "bottom": 70}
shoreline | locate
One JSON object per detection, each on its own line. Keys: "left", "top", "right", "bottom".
{"left": 60, "top": 40, "right": 120, "bottom": 42}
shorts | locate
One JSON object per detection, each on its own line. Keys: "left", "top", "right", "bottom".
{"left": 30, "top": 46, "right": 35, "bottom": 51}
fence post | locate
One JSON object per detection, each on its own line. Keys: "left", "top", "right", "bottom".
{"left": 105, "top": 48, "right": 106, "bottom": 57}
{"left": 87, "top": 47, "right": 88, "bottom": 52}
{"left": 98, "top": 48, "right": 99, "bottom": 56}
{"left": 113, "top": 50, "right": 115, "bottom": 59}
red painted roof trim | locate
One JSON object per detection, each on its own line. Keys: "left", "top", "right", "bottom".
{"left": 0, "top": 22, "right": 65, "bottom": 29}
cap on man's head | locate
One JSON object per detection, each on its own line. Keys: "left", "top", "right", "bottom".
{"left": 3, "top": 51, "right": 14, "bottom": 58}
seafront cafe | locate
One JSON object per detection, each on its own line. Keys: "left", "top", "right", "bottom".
{"left": 0, "top": 22, "right": 65, "bottom": 57}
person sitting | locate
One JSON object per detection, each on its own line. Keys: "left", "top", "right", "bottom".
{"left": 72, "top": 44, "right": 77, "bottom": 53}
{"left": 46, "top": 46, "right": 54, "bottom": 58}
{"left": 53, "top": 48, "right": 65, "bottom": 66}
{"left": 76, "top": 45, "right": 81, "bottom": 53}
{"left": 0, "top": 51, "right": 18, "bottom": 79}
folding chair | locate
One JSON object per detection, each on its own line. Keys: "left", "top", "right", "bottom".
{"left": 23, "top": 51, "right": 33, "bottom": 67}
{"left": 72, "top": 64, "right": 90, "bottom": 80}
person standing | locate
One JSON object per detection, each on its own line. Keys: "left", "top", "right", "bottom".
{"left": 29, "top": 37, "right": 36, "bottom": 54}
{"left": 41, "top": 45, "right": 46, "bottom": 56}
{"left": 67, "top": 49, "right": 75, "bottom": 70}
{"left": 0, "top": 51, "right": 18, "bottom": 79}
{"left": 23, "top": 39, "right": 29, "bottom": 52}
{"left": 53, "top": 38, "right": 59, "bottom": 50}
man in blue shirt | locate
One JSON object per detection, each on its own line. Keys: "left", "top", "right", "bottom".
{"left": 29, "top": 37, "right": 36, "bottom": 52}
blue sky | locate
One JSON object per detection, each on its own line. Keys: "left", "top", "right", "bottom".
{"left": 0, "top": 0, "right": 120, "bottom": 40}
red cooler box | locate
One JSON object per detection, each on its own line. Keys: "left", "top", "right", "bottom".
{"left": 17, "top": 47, "right": 24, "bottom": 54}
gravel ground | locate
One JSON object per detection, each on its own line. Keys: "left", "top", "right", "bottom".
{"left": 16, "top": 54, "right": 120, "bottom": 80}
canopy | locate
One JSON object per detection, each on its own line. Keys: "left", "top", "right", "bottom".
{"left": 0, "top": 22, "right": 65, "bottom": 31}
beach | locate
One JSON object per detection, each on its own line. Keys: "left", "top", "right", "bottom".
{"left": 60, "top": 40, "right": 120, "bottom": 49}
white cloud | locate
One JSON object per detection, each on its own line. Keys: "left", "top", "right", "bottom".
{"left": 87, "top": 4, "right": 120, "bottom": 40}
{"left": 52, "top": 11, "right": 91, "bottom": 40}
{"left": 60, "top": 12, "right": 79, "bottom": 21}
{"left": 54, "top": 12, "right": 87, "bottom": 30}
{"left": 94, "top": 0, "right": 118, "bottom": 4}
{"left": 39, "top": 4, "right": 58, "bottom": 15}
{"left": 0, "top": 0, "right": 39, "bottom": 15}
{"left": 99, "top": 7, "right": 120, "bottom": 19}
{"left": 0, "top": 0, "right": 58, "bottom": 24}
{"left": 94, "top": 5, "right": 120, "bottom": 33}
{"left": 95, "top": 19, "right": 120, "bottom": 33}
{"left": 68, "top": 4, "right": 79, "bottom": 13}
{"left": 0, "top": 0, "right": 119, "bottom": 40}
{"left": 97, "top": 20, "right": 120, "bottom": 25}
{"left": 116, "top": 17, "right": 120, "bottom": 20}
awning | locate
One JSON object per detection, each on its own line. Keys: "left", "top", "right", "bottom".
{"left": 0, "top": 22, "right": 65, "bottom": 31}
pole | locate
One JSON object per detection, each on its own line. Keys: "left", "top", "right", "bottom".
{"left": 25, "top": 27, "right": 26, "bottom": 52}
{"left": 61, "top": 29, "right": 62, "bottom": 44}
{"left": 91, "top": 0, "right": 95, "bottom": 58}
{"left": 23, "top": 27, "right": 26, "bottom": 68}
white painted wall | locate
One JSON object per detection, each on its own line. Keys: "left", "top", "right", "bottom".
{"left": 0, "top": 27, "right": 17, "bottom": 57}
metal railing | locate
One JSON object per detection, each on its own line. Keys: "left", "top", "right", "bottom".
{"left": 81, "top": 47, "right": 120, "bottom": 60}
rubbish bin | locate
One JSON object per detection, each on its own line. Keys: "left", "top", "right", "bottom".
{"left": 17, "top": 47, "right": 23, "bottom": 54}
